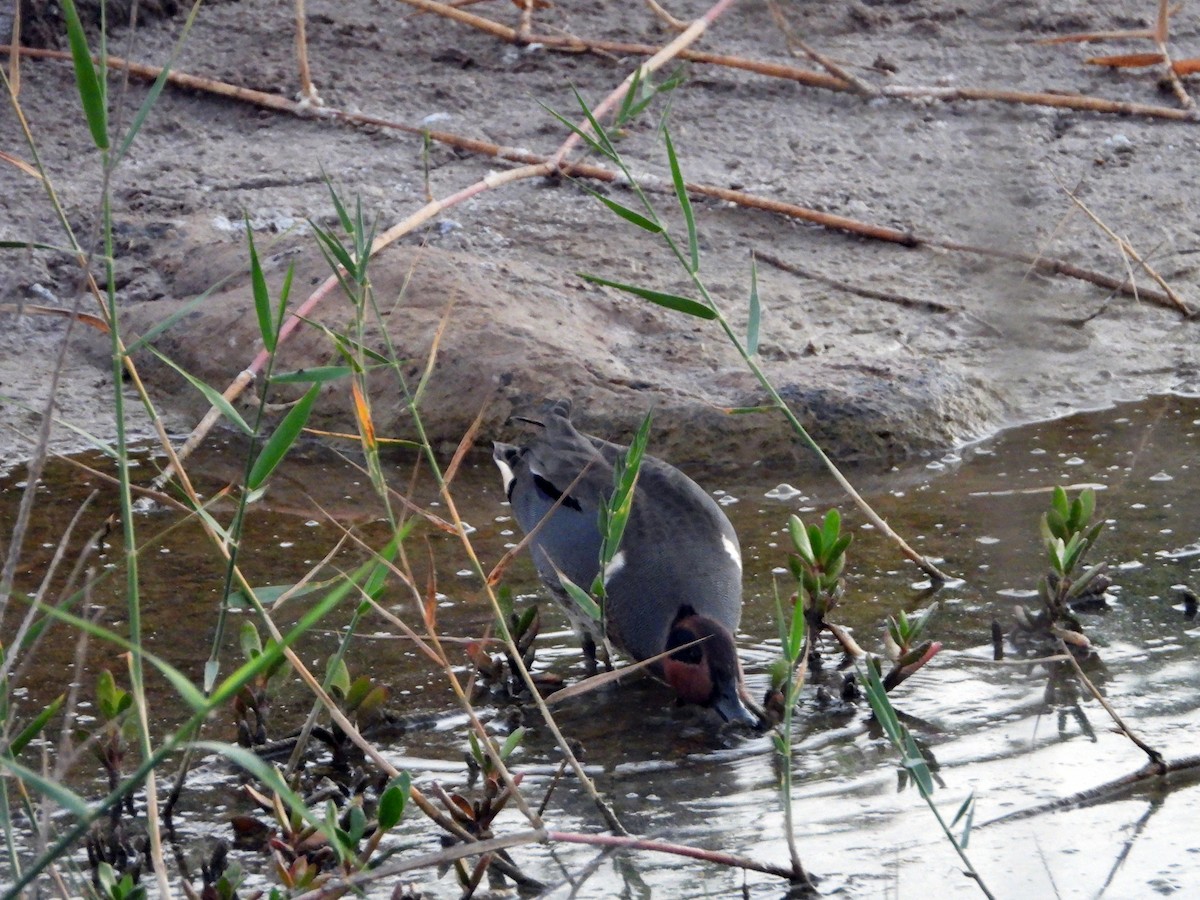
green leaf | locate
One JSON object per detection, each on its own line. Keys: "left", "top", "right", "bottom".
{"left": 571, "top": 87, "right": 619, "bottom": 158}
{"left": 0, "top": 754, "right": 92, "bottom": 818}
{"left": 555, "top": 568, "right": 602, "bottom": 622}
{"left": 309, "top": 220, "right": 357, "bottom": 277}
{"left": 901, "top": 732, "right": 935, "bottom": 794}
{"left": 271, "top": 366, "right": 353, "bottom": 384}
{"left": 807, "top": 523, "right": 825, "bottom": 560}
{"left": 324, "top": 174, "right": 355, "bottom": 234}
{"left": 788, "top": 515, "right": 814, "bottom": 565}
{"left": 377, "top": 773, "right": 410, "bottom": 831}
{"left": 327, "top": 658, "right": 352, "bottom": 700}
{"left": 247, "top": 224, "right": 275, "bottom": 353}
{"left": 352, "top": 685, "right": 387, "bottom": 719}
{"left": 247, "top": 384, "right": 320, "bottom": 490}
{"left": 541, "top": 103, "right": 613, "bottom": 161}
{"left": 614, "top": 65, "right": 644, "bottom": 127}
{"left": 195, "top": 741, "right": 347, "bottom": 862}
{"left": 1070, "top": 564, "right": 1104, "bottom": 600}
{"left": 584, "top": 186, "right": 663, "bottom": 233}
{"left": 821, "top": 509, "right": 842, "bottom": 548}
{"left": 226, "top": 580, "right": 334, "bottom": 611}
{"left": 1051, "top": 485, "right": 1069, "bottom": 521}
{"left": 238, "top": 622, "right": 262, "bottom": 661}
{"left": 662, "top": 128, "right": 699, "bottom": 273}
{"left": 144, "top": 345, "right": 253, "bottom": 435}
{"left": 345, "top": 804, "right": 367, "bottom": 845}
{"left": 1078, "top": 488, "right": 1096, "bottom": 528}
{"left": 602, "top": 410, "right": 651, "bottom": 567}
{"left": 61, "top": 0, "right": 109, "bottom": 150}
{"left": 859, "top": 661, "right": 903, "bottom": 746}
{"left": 0, "top": 240, "right": 68, "bottom": 253}
{"left": 828, "top": 534, "right": 853, "bottom": 564}
{"left": 787, "top": 602, "right": 805, "bottom": 665}
{"left": 579, "top": 273, "right": 716, "bottom": 319}
{"left": 115, "top": 58, "right": 170, "bottom": 164}
{"left": 500, "top": 726, "right": 526, "bottom": 760}
{"left": 6, "top": 695, "right": 65, "bottom": 758}
{"left": 747, "top": 255, "right": 761, "bottom": 356}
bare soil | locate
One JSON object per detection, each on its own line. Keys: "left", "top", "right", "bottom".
{"left": 2, "top": 0, "right": 1199, "bottom": 472}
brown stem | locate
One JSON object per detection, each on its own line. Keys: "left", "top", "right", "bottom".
{"left": 1056, "top": 637, "right": 1164, "bottom": 767}
{"left": 546, "top": 830, "right": 811, "bottom": 885}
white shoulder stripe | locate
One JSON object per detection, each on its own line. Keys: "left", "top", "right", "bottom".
{"left": 722, "top": 534, "right": 742, "bottom": 572}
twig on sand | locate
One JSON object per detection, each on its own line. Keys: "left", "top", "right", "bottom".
{"left": 1055, "top": 179, "right": 1194, "bottom": 317}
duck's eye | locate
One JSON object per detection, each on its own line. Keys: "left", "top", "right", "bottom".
{"left": 667, "top": 628, "right": 704, "bottom": 664}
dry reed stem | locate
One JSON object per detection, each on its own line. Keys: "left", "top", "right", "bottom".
{"left": 6, "top": 1, "right": 739, "bottom": 479}
{"left": 293, "top": 0, "right": 319, "bottom": 105}
{"left": 392, "top": 0, "right": 850, "bottom": 89}
{"left": 125, "top": 653, "right": 173, "bottom": 900}
{"left": 765, "top": 0, "right": 871, "bottom": 95}
{"left": 878, "top": 83, "right": 1196, "bottom": 119}
{"left": 1056, "top": 636, "right": 1164, "bottom": 767}
{"left": 644, "top": 0, "right": 688, "bottom": 32}
{"left": 393, "top": 0, "right": 1200, "bottom": 119}
{"left": 291, "top": 828, "right": 548, "bottom": 898}
{"left": 1057, "top": 181, "right": 1193, "bottom": 316}
{"left": 546, "top": 830, "right": 801, "bottom": 881}
{"left": 9, "top": 44, "right": 1186, "bottom": 309}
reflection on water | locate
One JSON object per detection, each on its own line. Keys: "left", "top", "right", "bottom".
{"left": 2, "top": 396, "right": 1198, "bottom": 897}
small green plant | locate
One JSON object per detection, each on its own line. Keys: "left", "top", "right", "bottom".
{"left": 768, "top": 579, "right": 812, "bottom": 890}
{"left": 550, "top": 409, "right": 653, "bottom": 668}
{"left": 233, "top": 621, "right": 291, "bottom": 747}
{"left": 860, "top": 664, "right": 993, "bottom": 899}
{"left": 1039, "top": 486, "right": 1107, "bottom": 616}
{"left": 1006, "top": 486, "right": 1109, "bottom": 660}
{"left": 91, "top": 671, "right": 137, "bottom": 799}
{"left": 788, "top": 510, "right": 851, "bottom": 632}
{"left": 96, "top": 860, "right": 147, "bottom": 900}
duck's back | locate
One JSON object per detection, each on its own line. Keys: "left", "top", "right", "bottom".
{"left": 496, "top": 404, "right": 742, "bottom": 664}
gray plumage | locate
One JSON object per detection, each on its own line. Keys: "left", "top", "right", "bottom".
{"left": 493, "top": 399, "right": 743, "bottom": 667}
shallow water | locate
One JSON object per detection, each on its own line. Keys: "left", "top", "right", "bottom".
{"left": 3, "top": 395, "right": 1199, "bottom": 897}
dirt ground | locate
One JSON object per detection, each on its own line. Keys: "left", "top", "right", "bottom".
{"left": 2, "top": 0, "right": 1199, "bottom": 474}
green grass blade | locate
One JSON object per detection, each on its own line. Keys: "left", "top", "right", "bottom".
{"left": 582, "top": 185, "right": 662, "bottom": 233}
{"left": 309, "top": 220, "right": 357, "bottom": 276}
{"left": 247, "top": 224, "right": 275, "bottom": 353}
{"left": 61, "top": 0, "right": 109, "bottom": 150}
{"left": 578, "top": 273, "right": 716, "bottom": 320}
{"left": 0, "top": 241, "right": 66, "bottom": 253}
{"left": 614, "top": 65, "right": 644, "bottom": 127}
{"left": 144, "top": 345, "right": 254, "bottom": 435}
{"left": 554, "top": 566, "right": 602, "bottom": 622}
{"left": 195, "top": 741, "right": 348, "bottom": 861}
{"left": 271, "top": 366, "right": 354, "bottom": 384}
{"left": 247, "top": 384, "right": 320, "bottom": 491}
{"left": 115, "top": 61, "right": 170, "bottom": 162}
{"left": 747, "top": 254, "right": 761, "bottom": 356}
{"left": 0, "top": 755, "right": 92, "bottom": 818}
{"left": 323, "top": 172, "right": 355, "bottom": 234}
{"left": 539, "top": 101, "right": 615, "bottom": 161}
{"left": 662, "top": 128, "right": 698, "bottom": 273}
{"left": 124, "top": 271, "right": 242, "bottom": 352}
{"left": 28, "top": 600, "right": 208, "bottom": 712}
{"left": 6, "top": 695, "right": 65, "bottom": 758}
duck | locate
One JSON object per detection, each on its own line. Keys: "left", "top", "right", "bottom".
{"left": 493, "top": 399, "right": 757, "bottom": 726}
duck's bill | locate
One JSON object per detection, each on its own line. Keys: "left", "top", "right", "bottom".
{"left": 713, "top": 681, "right": 760, "bottom": 728}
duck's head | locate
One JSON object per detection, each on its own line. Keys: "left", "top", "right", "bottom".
{"left": 662, "top": 606, "right": 759, "bottom": 728}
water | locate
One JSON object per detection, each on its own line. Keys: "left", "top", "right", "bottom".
{"left": 2, "top": 396, "right": 1198, "bottom": 897}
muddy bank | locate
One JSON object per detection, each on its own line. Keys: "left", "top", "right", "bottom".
{"left": 2, "top": 0, "right": 1198, "bottom": 471}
